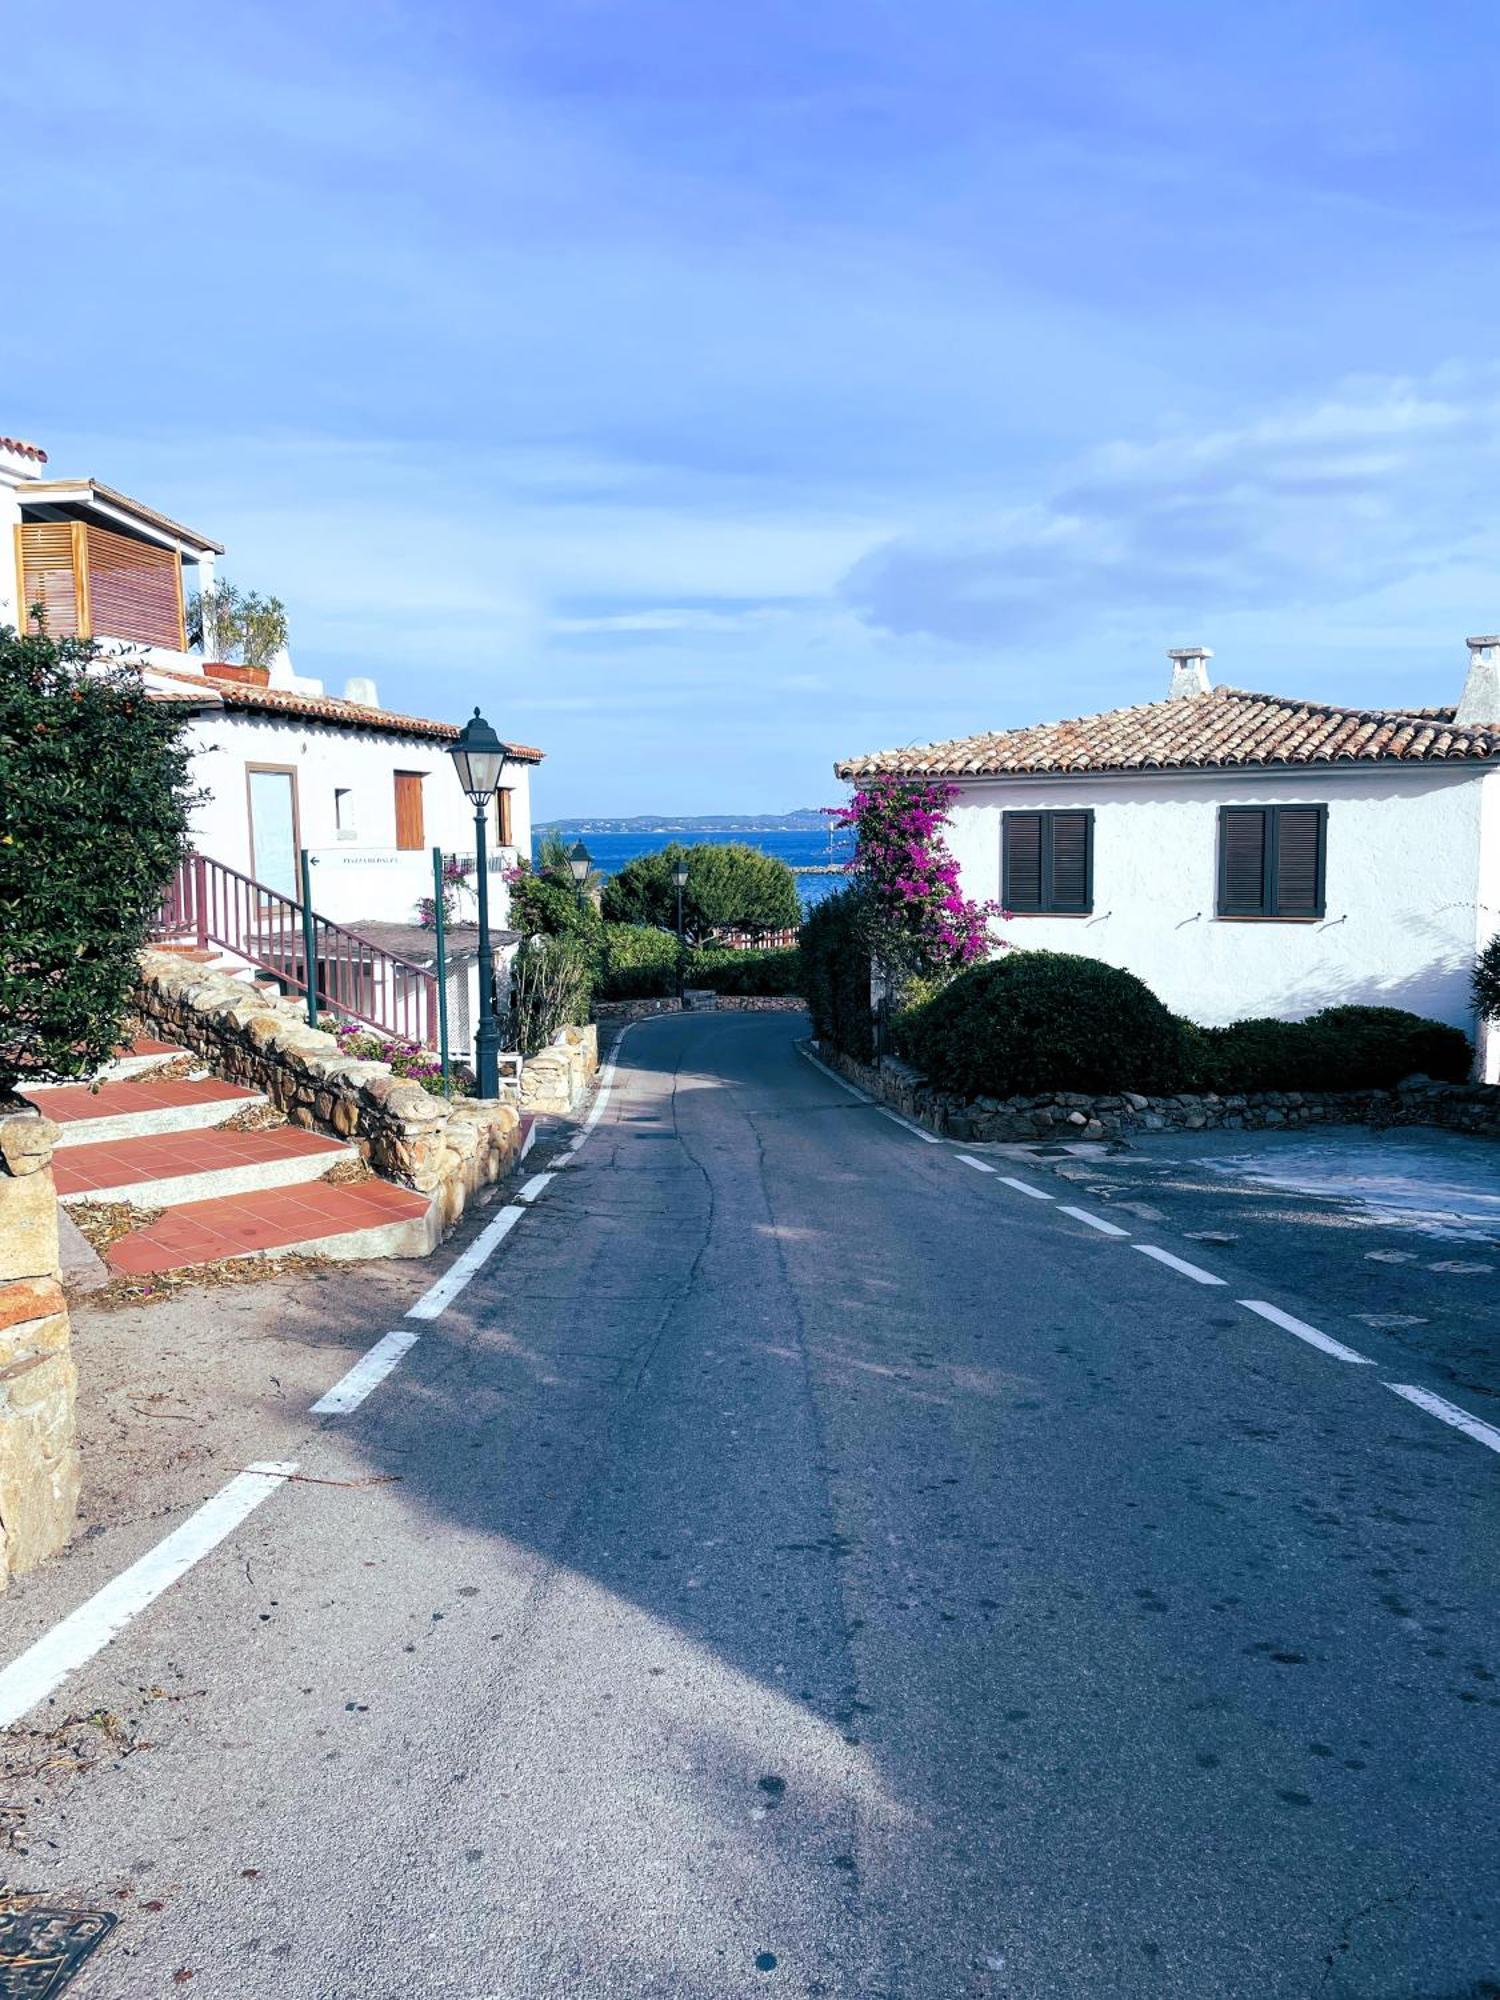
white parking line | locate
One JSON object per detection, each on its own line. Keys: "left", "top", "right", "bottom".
{"left": 516, "top": 1172, "right": 555, "bottom": 1203}
{"left": 405, "top": 1204, "right": 526, "bottom": 1320}
{"left": 1059, "top": 1204, "right": 1130, "bottom": 1238}
{"left": 1134, "top": 1244, "right": 1226, "bottom": 1286}
{"left": 0, "top": 1463, "right": 298, "bottom": 1731}
{"left": 310, "top": 1330, "right": 421, "bottom": 1414}
{"left": 957, "top": 1154, "right": 996, "bottom": 1174}
{"left": 998, "top": 1176, "right": 1054, "bottom": 1201}
{"left": 1238, "top": 1300, "right": 1373, "bottom": 1366}
{"left": 878, "top": 1105, "right": 941, "bottom": 1144}
{"left": 1384, "top": 1382, "right": 1500, "bottom": 1456}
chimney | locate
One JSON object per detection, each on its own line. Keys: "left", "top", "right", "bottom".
{"left": 1456, "top": 636, "right": 1500, "bottom": 728}
{"left": 1166, "top": 645, "right": 1213, "bottom": 700}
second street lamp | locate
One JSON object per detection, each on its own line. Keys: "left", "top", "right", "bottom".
{"left": 568, "top": 841, "right": 593, "bottom": 907}
{"left": 672, "top": 854, "right": 690, "bottom": 1002}
{"left": 447, "top": 707, "right": 509, "bottom": 1100}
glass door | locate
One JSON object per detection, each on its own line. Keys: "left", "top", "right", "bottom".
{"left": 247, "top": 767, "right": 300, "bottom": 901}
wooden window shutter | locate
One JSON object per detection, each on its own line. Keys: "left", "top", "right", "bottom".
{"left": 1218, "top": 808, "right": 1268, "bottom": 914}
{"left": 495, "top": 787, "right": 514, "bottom": 848}
{"left": 16, "top": 522, "right": 81, "bottom": 638}
{"left": 394, "top": 772, "right": 425, "bottom": 851}
{"left": 1003, "top": 813, "right": 1044, "bottom": 910}
{"left": 1048, "top": 811, "right": 1092, "bottom": 911}
{"left": 83, "top": 524, "right": 183, "bottom": 649}
{"left": 1271, "top": 806, "right": 1325, "bottom": 917}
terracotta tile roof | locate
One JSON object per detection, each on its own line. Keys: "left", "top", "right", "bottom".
{"left": 145, "top": 666, "right": 543, "bottom": 760}
{"left": 835, "top": 686, "right": 1500, "bottom": 781}
{"left": 0, "top": 436, "right": 47, "bottom": 463}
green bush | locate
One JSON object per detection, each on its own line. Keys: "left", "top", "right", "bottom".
{"left": 893, "top": 951, "right": 1188, "bottom": 1098}
{"left": 1, "top": 628, "right": 197, "bottom": 1092}
{"left": 509, "top": 869, "right": 604, "bottom": 956}
{"left": 601, "top": 841, "right": 800, "bottom": 942}
{"left": 596, "top": 923, "right": 681, "bottom": 1000}
{"left": 1474, "top": 936, "right": 1500, "bottom": 1024}
{"left": 1199, "top": 1005, "right": 1471, "bottom": 1092}
{"left": 689, "top": 947, "right": 802, "bottom": 996}
{"left": 800, "top": 889, "right": 874, "bottom": 1059}
{"left": 508, "top": 934, "right": 593, "bottom": 1055}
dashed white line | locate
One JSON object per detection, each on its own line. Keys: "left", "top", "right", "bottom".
{"left": 405, "top": 1204, "right": 526, "bottom": 1320}
{"left": 516, "top": 1172, "right": 555, "bottom": 1204}
{"left": 998, "top": 1176, "right": 1054, "bottom": 1201}
{"left": 957, "top": 1154, "right": 996, "bottom": 1175}
{"left": 0, "top": 1462, "right": 298, "bottom": 1730}
{"left": 1133, "top": 1244, "right": 1226, "bottom": 1286}
{"left": 310, "top": 1330, "right": 421, "bottom": 1414}
{"left": 1384, "top": 1382, "right": 1500, "bottom": 1456}
{"left": 1059, "top": 1204, "right": 1131, "bottom": 1238}
{"left": 1238, "top": 1300, "right": 1374, "bottom": 1367}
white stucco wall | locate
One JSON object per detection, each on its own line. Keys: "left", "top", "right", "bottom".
{"left": 946, "top": 765, "right": 1497, "bottom": 1045}
{"left": 182, "top": 709, "right": 533, "bottom": 929}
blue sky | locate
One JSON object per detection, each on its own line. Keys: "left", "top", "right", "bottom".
{"left": 5, "top": 1, "right": 1499, "bottom": 814}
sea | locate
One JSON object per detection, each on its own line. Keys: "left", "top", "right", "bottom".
{"left": 532, "top": 827, "right": 856, "bottom": 911}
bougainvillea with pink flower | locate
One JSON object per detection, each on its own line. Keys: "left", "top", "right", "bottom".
{"left": 829, "top": 776, "right": 1003, "bottom": 978}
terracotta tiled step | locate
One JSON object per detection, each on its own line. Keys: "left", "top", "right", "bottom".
{"left": 54, "top": 1125, "right": 355, "bottom": 1208}
{"left": 106, "top": 1180, "right": 436, "bottom": 1275}
{"left": 28, "top": 1076, "right": 265, "bottom": 1148}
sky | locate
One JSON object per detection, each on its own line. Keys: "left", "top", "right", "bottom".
{"left": 4, "top": 1, "right": 1500, "bottom": 816}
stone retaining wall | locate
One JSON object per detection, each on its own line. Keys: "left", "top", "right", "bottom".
{"left": 518, "top": 1022, "right": 600, "bottom": 1115}
{"left": 818, "top": 1043, "right": 1500, "bottom": 1146}
{"left": 591, "top": 995, "right": 806, "bottom": 1023}
{"left": 0, "top": 1104, "right": 80, "bottom": 1589}
{"left": 136, "top": 951, "right": 525, "bottom": 1238}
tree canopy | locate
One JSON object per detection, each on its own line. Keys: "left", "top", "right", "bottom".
{"left": 1, "top": 626, "right": 197, "bottom": 1092}
{"left": 600, "top": 842, "right": 800, "bottom": 942}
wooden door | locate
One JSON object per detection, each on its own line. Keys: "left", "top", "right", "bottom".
{"left": 394, "top": 771, "right": 426, "bottom": 851}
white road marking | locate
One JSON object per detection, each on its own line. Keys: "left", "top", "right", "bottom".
{"left": 517, "top": 1172, "right": 554, "bottom": 1203}
{"left": 1133, "top": 1244, "right": 1226, "bottom": 1286}
{"left": 0, "top": 1463, "right": 298, "bottom": 1731}
{"left": 877, "top": 1105, "right": 941, "bottom": 1144}
{"left": 405, "top": 1205, "right": 526, "bottom": 1320}
{"left": 797, "top": 1041, "right": 875, "bottom": 1102}
{"left": 1059, "top": 1204, "right": 1130, "bottom": 1238}
{"left": 957, "top": 1154, "right": 996, "bottom": 1174}
{"left": 998, "top": 1176, "right": 1054, "bottom": 1201}
{"left": 1384, "top": 1383, "right": 1500, "bottom": 1457}
{"left": 310, "top": 1330, "right": 421, "bottom": 1414}
{"left": 1237, "top": 1300, "right": 1374, "bottom": 1366}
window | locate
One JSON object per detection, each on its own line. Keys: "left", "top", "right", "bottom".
{"left": 1002, "top": 809, "right": 1093, "bottom": 913}
{"left": 393, "top": 771, "right": 426, "bottom": 851}
{"left": 1217, "top": 805, "right": 1326, "bottom": 918}
{"left": 495, "top": 787, "right": 514, "bottom": 848}
{"left": 334, "top": 787, "right": 355, "bottom": 839}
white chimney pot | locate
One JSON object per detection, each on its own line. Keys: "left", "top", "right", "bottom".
{"left": 1166, "top": 646, "right": 1214, "bottom": 700}
{"left": 343, "top": 676, "right": 380, "bottom": 708}
{"left": 1456, "top": 636, "right": 1500, "bottom": 728}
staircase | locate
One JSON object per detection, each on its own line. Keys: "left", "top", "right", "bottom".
{"left": 25, "top": 1010, "right": 434, "bottom": 1282}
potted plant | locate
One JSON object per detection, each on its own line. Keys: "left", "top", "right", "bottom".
{"left": 185, "top": 581, "right": 289, "bottom": 686}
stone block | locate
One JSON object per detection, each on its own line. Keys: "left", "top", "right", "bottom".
{"left": 0, "top": 1170, "right": 60, "bottom": 1284}
{"left": 0, "top": 1281, "right": 66, "bottom": 1337}
{"left": 0, "top": 1109, "right": 58, "bottom": 1178}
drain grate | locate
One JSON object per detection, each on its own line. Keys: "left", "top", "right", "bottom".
{"left": 0, "top": 1905, "right": 117, "bottom": 1997}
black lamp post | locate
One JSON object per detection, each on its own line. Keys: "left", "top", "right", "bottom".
{"left": 568, "top": 841, "right": 593, "bottom": 907}
{"left": 672, "top": 854, "right": 690, "bottom": 1002}
{"left": 448, "top": 707, "right": 509, "bottom": 1099}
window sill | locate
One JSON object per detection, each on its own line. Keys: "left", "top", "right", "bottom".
{"left": 1214, "top": 914, "right": 1324, "bottom": 924}
{"left": 1006, "top": 911, "right": 1095, "bottom": 919}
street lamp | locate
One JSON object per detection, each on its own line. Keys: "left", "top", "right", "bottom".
{"left": 672, "top": 854, "right": 690, "bottom": 1002}
{"left": 447, "top": 707, "right": 509, "bottom": 1099}
{"left": 568, "top": 841, "right": 593, "bottom": 907}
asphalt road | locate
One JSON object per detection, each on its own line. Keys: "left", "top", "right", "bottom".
{"left": 5, "top": 1010, "right": 1500, "bottom": 1999}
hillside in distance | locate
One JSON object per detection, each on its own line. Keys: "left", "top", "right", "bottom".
{"left": 534, "top": 809, "right": 834, "bottom": 835}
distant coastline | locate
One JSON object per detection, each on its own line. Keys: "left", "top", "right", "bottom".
{"left": 534, "top": 809, "right": 832, "bottom": 836}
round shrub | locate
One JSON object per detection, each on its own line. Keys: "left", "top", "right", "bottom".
{"left": 893, "top": 951, "right": 1188, "bottom": 1098}
{"left": 1297, "top": 1005, "right": 1470, "bottom": 1087}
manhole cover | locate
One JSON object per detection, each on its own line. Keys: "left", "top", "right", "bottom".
{"left": 0, "top": 1905, "right": 117, "bottom": 1997}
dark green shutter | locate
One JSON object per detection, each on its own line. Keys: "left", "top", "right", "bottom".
{"left": 1271, "top": 806, "right": 1325, "bottom": 917}
{"left": 1218, "top": 808, "right": 1268, "bottom": 915}
{"left": 1003, "top": 813, "right": 1043, "bottom": 910}
{"left": 1048, "top": 811, "right": 1092, "bottom": 912}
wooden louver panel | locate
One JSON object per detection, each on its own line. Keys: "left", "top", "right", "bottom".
{"left": 1002, "top": 813, "right": 1044, "bottom": 910}
{"left": 84, "top": 523, "right": 183, "bottom": 649}
{"left": 1272, "top": 806, "right": 1323, "bottom": 916}
{"left": 1219, "top": 809, "right": 1267, "bottom": 913}
{"left": 16, "top": 522, "right": 81, "bottom": 637}
{"left": 394, "top": 772, "right": 426, "bottom": 852}
{"left": 1048, "top": 811, "right": 1091, "bottom": 911}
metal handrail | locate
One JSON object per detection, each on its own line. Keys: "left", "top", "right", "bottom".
{"left": 154, "top": 850, "right": 439, "bottom": 1048}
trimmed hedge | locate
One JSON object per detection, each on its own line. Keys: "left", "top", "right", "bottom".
{"left": 591, "top": 926, "right": 801, "bottom": 1001}
{"left": 689, "top": 947, "right": 801, "bottom": 996}
{"left": 1194, "top": 1005, "right": 1471, "bottom": 1093}
{"left": 894, "top": 951, "right": 1185, "bottom": 1098}
{"left": 800, "top": 888, "right": 875, "bottom": 1061}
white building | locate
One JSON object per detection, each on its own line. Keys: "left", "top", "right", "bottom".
{"left": 837, "top": 642, "right": 1500, "bottom": 1077}
{"left": 2, "top": 434, "right": 540, "bottom": 932}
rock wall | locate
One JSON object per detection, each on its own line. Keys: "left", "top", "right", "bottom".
{"left": 0, "top": 1104, "right": 80, "bottom": 1589}
{"left": 136, "top": 951, "right": 526, "bottom": 1238}
{"left": 818, "top": 1044, "right": 1500, "bottom": 1146}
{"left": 518, "top": 1023, "right": 599, "bottom": 1115}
